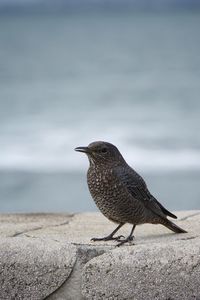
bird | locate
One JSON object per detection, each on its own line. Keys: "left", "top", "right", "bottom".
{"left": 75, "top": 141, "right": 187, "bottom": 246}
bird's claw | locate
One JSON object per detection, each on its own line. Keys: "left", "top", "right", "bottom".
{"left": 91, "top": 235, "right": 125, "bottom": 242}
{"left": 114, "top": 235, "right": 125, "bottom": 241}
{"left": 91, "top": 237, "right": 103, "bottom": 242}
{"left": 116, "top": 236, "right": 135, "bottom": 247}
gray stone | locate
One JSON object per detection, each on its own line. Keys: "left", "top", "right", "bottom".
{"left": 47, "top": 246, "right": 106, "bottom": 300}
{"left": 0, "top": 237, "right": 76, "bottom": 300}
{"left": 0, "top": 213, "right": 73, "bottom": 238}
{"left": 82, "top": 238, "right": 200, "bottom": 300}
{"left": 0, "top": 211, "right": 200, "bottom": 300}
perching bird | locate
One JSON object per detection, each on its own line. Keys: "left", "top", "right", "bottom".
{"left": 75, "top": 141, "right": 187, "bottom": 246}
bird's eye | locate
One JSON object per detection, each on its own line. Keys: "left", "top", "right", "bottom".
{"left": 101, "top": 147, "right": 107, "bottom": 153}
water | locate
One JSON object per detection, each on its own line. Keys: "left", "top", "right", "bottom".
{"left": 0, "top": 9, "right": 200, "bottom": 213}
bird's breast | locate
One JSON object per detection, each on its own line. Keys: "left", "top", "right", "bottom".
{"left": 87, "top": 166, "right": 123, "bottom": 205}
{"left": 87, "top": 167, "right": 111, "bottom": 196}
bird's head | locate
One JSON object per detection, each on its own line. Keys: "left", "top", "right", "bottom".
{"left": 75, "top": 141, "right": 124, "bottom": 166}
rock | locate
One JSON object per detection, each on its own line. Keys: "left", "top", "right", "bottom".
{"left": 0, "top": 211, "right": 200, "bottom": 300}
{"left": 82, "top": 238, "right": 200, "bottom": 300}
{"left": 0, "top": 237, "right": 76, "bottom": 300}
{"left": 0, "top": 213, "right": 73, "bottom": 238}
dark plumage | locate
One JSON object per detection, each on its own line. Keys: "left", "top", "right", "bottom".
{"left": 75, "top": 141, "right": 187, "bottom": 246}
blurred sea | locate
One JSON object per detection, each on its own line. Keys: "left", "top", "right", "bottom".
{"left": 0, "top": 8, "right": 200, "bottom": 212}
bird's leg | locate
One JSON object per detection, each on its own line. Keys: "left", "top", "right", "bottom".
{"left": 91, "top": 223, "right": 125, "bottom": 242}
{"left": 116, "top": 224, "right": 136, "bottom": 247}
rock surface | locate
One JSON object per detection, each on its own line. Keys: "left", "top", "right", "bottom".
{"left": 0, "top": 211, "right": 200, "bottom": 300}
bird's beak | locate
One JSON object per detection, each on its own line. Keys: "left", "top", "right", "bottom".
{"left": 75, "top": 146, "right": 90, "bottom": 154}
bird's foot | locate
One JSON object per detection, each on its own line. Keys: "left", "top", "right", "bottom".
{"left": 91, "top": 235, "right": 125, "bottom": 242}
{"left": 116, "top": 235, "right": 135, "bottom": 247}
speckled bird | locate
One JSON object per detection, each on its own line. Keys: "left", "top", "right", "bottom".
{"left": 75, "top": 141, "right": 187, "bottom": 246}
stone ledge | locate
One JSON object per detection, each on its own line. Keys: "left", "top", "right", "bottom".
{"left": 0, "top": 210, "right": 200, "bottom": 300}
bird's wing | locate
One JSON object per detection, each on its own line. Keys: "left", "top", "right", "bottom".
{"left": 114, "top": 166, "right": 177, "bottom": 220}
{"left": 151, "top": 198, "right": 177, "bottom": 219}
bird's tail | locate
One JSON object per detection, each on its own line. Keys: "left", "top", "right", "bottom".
{"left": 162, "top": 219, "right": 187, "bottom": 234}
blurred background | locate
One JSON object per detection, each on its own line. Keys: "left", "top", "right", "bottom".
{"left": 0, "top": 0, "right": 200, "bottom": 213}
